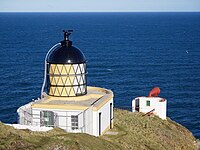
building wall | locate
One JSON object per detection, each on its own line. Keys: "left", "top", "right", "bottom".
{"left": 132, "top": 99, "right": 136, "bottom": 112}
{"left": 31, "top": 109, "right": 40, "bottom": 126}
{"left": 18, "top": 97, "right": 113, "bottom": 136}
{"left": 132, "top": 97, "right": 167, "bottom": 120}
{"left": 17, "top": 102, "right": 33, "bottom": 125}
{"left": 139, "top": 98, "right": 155, "bottom": 113}
{"left": 84, "top": 106, "right": 93, "bottom": 135}
{"left": 31, "top": 108, "right": 85, "bottom": 132}
{"left": 93, "top": 98, "right": 113, "bottom": 136}
{"left": 92, "top": 111, "right": 98, "bottom": 136}
{"left": 155, "top": 100, "right": 167, "bottom": 120}
{"left": 66, "top": 110, "right": 84, "bottom": 133}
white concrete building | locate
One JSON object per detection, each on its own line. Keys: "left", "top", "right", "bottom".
{"left": 17, "top": 30, "right": 114, "bottom": 136}
{"left": 132, "top": 96, "right": 167, "bottom": 120}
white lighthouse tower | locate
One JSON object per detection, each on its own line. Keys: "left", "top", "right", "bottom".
{"left": 17, "top": 30, "right": 114, "bottom": 136}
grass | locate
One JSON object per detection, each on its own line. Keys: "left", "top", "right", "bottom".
{"left": 102, "top": 109, "right": 196, "bottom": 150}
{"left": 0, "top": 109, "right": 197, "bottom": 150}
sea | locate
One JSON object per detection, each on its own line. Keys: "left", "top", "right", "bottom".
{"left": 0, "top": 12, "right": 199, "bottom": 139}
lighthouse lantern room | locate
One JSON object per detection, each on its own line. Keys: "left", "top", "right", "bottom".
{"left": 44, "top": 30, "right": 87, "bottom": 97}
{"left": 17, "top": 30, "right": 114, "bottom": 136}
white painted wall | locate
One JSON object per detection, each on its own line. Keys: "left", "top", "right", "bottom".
{"left": 32, "top": 109, "right": 40, "bottom": 126}
{"left": 132, "top": 97, "right": 167, "bottom": 120}
{"left": 18, "top": 97, "right": 113, "bottom": 136}
{"left": 31, "top": 108, "right": 84, "bottom": 132}
{"left": 92, "top": 111, "right": 98, "bottom": 136}
{"left": 132, "top": 99, "right": 136, "bottom": 112}
{"left": 155, "top": 99, "right": 167, "bottom": 120}
{"left": 17, "top": 102, "right": 33, "bottom": 125}
{"left": 66, "top": 111, "right": 83, "bottom": 133}
{"left": 84, "top": 106, "right": 93, "bottom": 135}
{"left": 93, "top": 98, "right": 113, "bottom": 136}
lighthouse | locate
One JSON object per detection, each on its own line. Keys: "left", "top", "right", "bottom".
{"left": 43, "top": 30, "right": 87, "bottom": 97}
{"left": 17, "top": 30, "right": 114, "bottom": 136}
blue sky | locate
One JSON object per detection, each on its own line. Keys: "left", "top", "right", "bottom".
{"left": 0, "top": 0, "right": 200, "bottom": 12}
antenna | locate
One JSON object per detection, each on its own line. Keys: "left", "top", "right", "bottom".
{"left": 63, "top": 30, "right": 73, "bottom": 41}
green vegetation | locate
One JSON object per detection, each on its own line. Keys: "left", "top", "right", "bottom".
{"left": 104, "top": 109, "right": 196, "bottom": 150}
{"left": 0, "top": 109, "right": 197, "bottom": 150}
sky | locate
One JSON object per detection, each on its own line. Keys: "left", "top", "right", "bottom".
{"left": 0, "top": 0, "right": 200, "bottom": 12}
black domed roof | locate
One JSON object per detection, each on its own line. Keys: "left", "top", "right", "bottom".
{"left": 47, "top": 44, "right": 86, "bottom": 64}
{"left": 47, "top": 30, "right": 86, "bottom": 64}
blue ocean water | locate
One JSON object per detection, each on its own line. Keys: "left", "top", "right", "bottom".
{"left": 0, "top": 12, "right": 199, "bottom": 138}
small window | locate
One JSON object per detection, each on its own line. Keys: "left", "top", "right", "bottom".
{"left": 40, "top": 111, "right": 54, "bottom": 127}
{"left": 146, "top": 100, "right": 150, "bottom": 106}
{"left": 71, "top": 115, "right": 78, "bottom": 130}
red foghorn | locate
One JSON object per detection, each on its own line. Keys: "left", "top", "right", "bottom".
{"left": 148, "top": 87, "right": 160, "bottom": 97}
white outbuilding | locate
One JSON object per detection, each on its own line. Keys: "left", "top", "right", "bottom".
{"left": 132, "top": 87, "right": 167, "bottom": 120}
{"left": 17, "top": 30, "right": 114, "bottom": 136}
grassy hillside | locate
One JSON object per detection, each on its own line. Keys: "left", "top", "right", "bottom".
{"left": 0, "top": 109, "right": 197, "bottom": 150}
{"left": 104, "top": 109, "right": 196, "bottom": 150}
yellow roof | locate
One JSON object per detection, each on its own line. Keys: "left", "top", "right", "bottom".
{"left": 31, "top": 86, "right": 113, "bottom": 111}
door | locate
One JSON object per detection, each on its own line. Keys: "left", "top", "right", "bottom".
{"left": 99, "top": 112, "right": 101, "bottom": 136}
{"left": 135, "top": 99, "right": 139, "bottom": 111}
{"left": 110, "top": 103, "right": 113, "bottom": 129}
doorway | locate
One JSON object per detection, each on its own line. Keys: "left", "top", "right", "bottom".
{"left": 110, "top": 103, "right": 112, "bottom": 129}
{"left": 135, "top": 99, "right": 139, "bottom": 111}
{"left": 99, "top": 112, "right": 101, "bottom": 136}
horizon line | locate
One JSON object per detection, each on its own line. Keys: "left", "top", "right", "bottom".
{"left": 0, "top": 11, "right": 200, "bottom": 13}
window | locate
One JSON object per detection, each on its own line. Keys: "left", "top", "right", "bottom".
{"left": 40, "top": 111, "right": 54, "bottom": 127}
{"left": 146, "top": 100, "right": 150, "bottom": 106}
{"left": 71, "top": 115, "right": 78, "bottom": 130}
